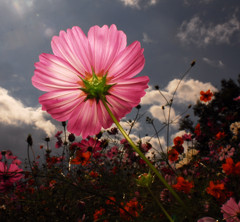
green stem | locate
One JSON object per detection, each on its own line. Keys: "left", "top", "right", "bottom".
{"left": 101, "top": 98, "right": 185, "bottom": 207}
{"left": 147, "top": 187, "right": 174, "bottom": 222}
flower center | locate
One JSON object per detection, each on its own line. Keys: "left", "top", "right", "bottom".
{"left": 79, "top": 70, "right": 114, "bottom": 103}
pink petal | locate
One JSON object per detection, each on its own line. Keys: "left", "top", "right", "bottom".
{"left": 106, "top": 94, "right": 133, "bottom": 121}
{"left": 109, "top": 76, "right": 149, "bottom": 106}
{"left": 0, "top": 162, "right": 5, "bottom": 172}
{"left": 88, "top": 24, "right": 127, "bottom": 75}
{"left": 221, "top": 198, "right": 240, "bottom": 217}
{"left": 33, "top": 54, "right": 81, "bottom": 92}
{"left": 97, "top": 100, "right": 114, "bottom": 129}
{"left": 51, "top": 26, "right": 92, "bottom": 75}
{"left": 67, "top": 99, "right": 102, "bottom": 138}
{"left": 39, "top": 90, "right": 86, "bottom": 121}
{"left": 7, "top": 164, "right": 23, "bottom": 183}
{"left": 108, "top": 41, "right": 145, "bottom": 80}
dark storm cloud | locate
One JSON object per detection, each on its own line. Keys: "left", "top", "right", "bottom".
{"left": 0, "top": 0, "right": 240, "bottom": 158}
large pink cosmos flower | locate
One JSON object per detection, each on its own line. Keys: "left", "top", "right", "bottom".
{"left": 32, "top": 24, "right": 149, "bottom": 138}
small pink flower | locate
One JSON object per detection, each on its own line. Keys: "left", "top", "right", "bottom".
{"left": 32, "top": 24, "right": 149, "bottom": 138}
{"left": 219, "top": 145, "right": 235, "bottom": 161}
{"left": 182, "top": 133, "right": 192, "bottom": 141}
{"left": 55, "top": 131, "right": 63, "bottom": 138}
{"left": 107, "top": 146, "right": 118, "bottom": 159}
{"left": 221, "top": 197, "right": 240, "bottom": 222}
{"left": 79, "top": 137, "right": 102, "bottom": 153}
{"left": 12, "top": 159, "right": 22, "bottom": 166}
{"left": 55, "top": 139, "right": 63, "bottom": 148}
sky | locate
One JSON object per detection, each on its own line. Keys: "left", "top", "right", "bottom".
{"left": 0, "top": 0, "right": 240, "bottom": 160}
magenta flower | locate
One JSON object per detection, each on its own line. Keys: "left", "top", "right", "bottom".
{"left": 79, "top": 137, "right": 102, "bottom": 153}
{"left": 32, "top": 24, "right": 149, "bottom": 138}
{"left": 221, "top": 197, "right": 240, "bottom": 222}
{"left": 0, "top": 162, "right": 23, "bottom": 192}
{"left": 107, "top": 146, "right": 119, "bottom": 159}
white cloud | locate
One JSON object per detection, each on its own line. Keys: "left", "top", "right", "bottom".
{"left": 177, "top": 15, "right": 240, "bottom": 46}
{"left": 165, "top": 78, "right": 217, "bottom": 104}
{"left": 4, "top": 0, "right": 35, "bottom": 18}
{"left": 0, "top": 87, "right": 56, "bottom": 136}
{"left": 142, "top": 32, "right": 154, "bottom": 44}
{"left": 139, "top": 79, "right": 217, "bottom": 131}
{"left": 141, "top": 86, "right": 171, "bottom": 106}
{"left": 202, "top": 57, "right": 224, "bottom": 68}
{"left": 119, "top": 0, "right": 158, "bottom": 9}
{"left": 149, "top": 105, "right": 179, "bottom": 126}
{"left": 142, "top": 79, "right": 217, "bottom": 106}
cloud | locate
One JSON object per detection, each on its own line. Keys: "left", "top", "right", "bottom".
{"left": 149, "top": 105, "right": 179, "bottom": 126}
{"left": 142, "top": 79, "right": 217, "bottom": 106}
{"left": 165, "top": 78, "right": 217, "bottom": 104}
{"left": 2, "top": 0, "right": 35, "bottom": 18}
{"left": 177, "top": 15, "right": 240, "bottom": 46}
{"left": 119, "top": 0, "right": 158, "bottom": 9}
{"left": 0, "top": 87, "right": 56, "bottom": 136}
{"left": 139, "top": 79, "right": 217, "bottom": 131}
{"left": 142, "top": 32, "right": 154, "bottom": 44}
{"left": 141, "top": 86, "right": 171, "bottom": 106}
{"left": 202, "top": 57, "right": 224, "bottom": 68}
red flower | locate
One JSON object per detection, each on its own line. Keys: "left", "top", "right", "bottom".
{"left": 93, "top": 208, "right": 105, "bottom": 221}
{"left": 174, "top": 145, "right": 184, "bottom": 154}
{"left": 173, "top": 136, "right": 184, "bottom": 146}
{"left": 206, "top": 181, "right": 225, "bottom": 199}
{"left": 89, "top": 171, "right": 99, "bottom": 178}
{"left": 106, "top": 196, "right": 116, "bottom": 205}
{"left": 172, "top": 177, "right": 194, "bottom": 194}
{"left": 222, "top": 158, "right": 240, "bottom": 175}
{"left": 71, "top": 151, "right": 91, "bottom": 165}
{"left": 168, "top": 149, "right": 179, "bottom": 162}
{"left": 215, "top": 131, "right": 226, "bottom": 140}
{"left": 200, "top": 90, "right": 213, "bottom": 102}
{"left": 194, "top": 123, "right": 201, "bottom": 136}
{"left": 120, "top": 200, "right": 143, "bottom": 220}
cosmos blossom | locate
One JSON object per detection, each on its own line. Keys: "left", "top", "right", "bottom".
{"left": 200, "top": 89, "right": 213, "bottom": 102}
{"left": 32, "top": 24, "right": 149, "bottom": 138}
{"left": 172, "top": 176, "right": 194, "bottom": 194}
{"left": 0, "top": 162, "right": 23, "bottom": 192}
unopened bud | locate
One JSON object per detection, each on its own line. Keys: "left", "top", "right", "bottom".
{"left": 135, "top": 104, "right": 141, "bottom": 109}
{"left": 191, "top": 60, "right": 196, "bottom": 67}
{"left": 136, "top": 172, "right": 153, "bottom": 187}
{"left": 27, "top": 134, "right": 33, "bottom": 146}
{"left": 45, "top": 137, "right": 50, "bottom": 142}
{"left": 68, "top": 133, "right": 75, "bottom": 142}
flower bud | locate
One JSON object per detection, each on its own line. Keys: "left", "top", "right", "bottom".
{"left": 136, "top": 172, "right": 153, "bottom": 187}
